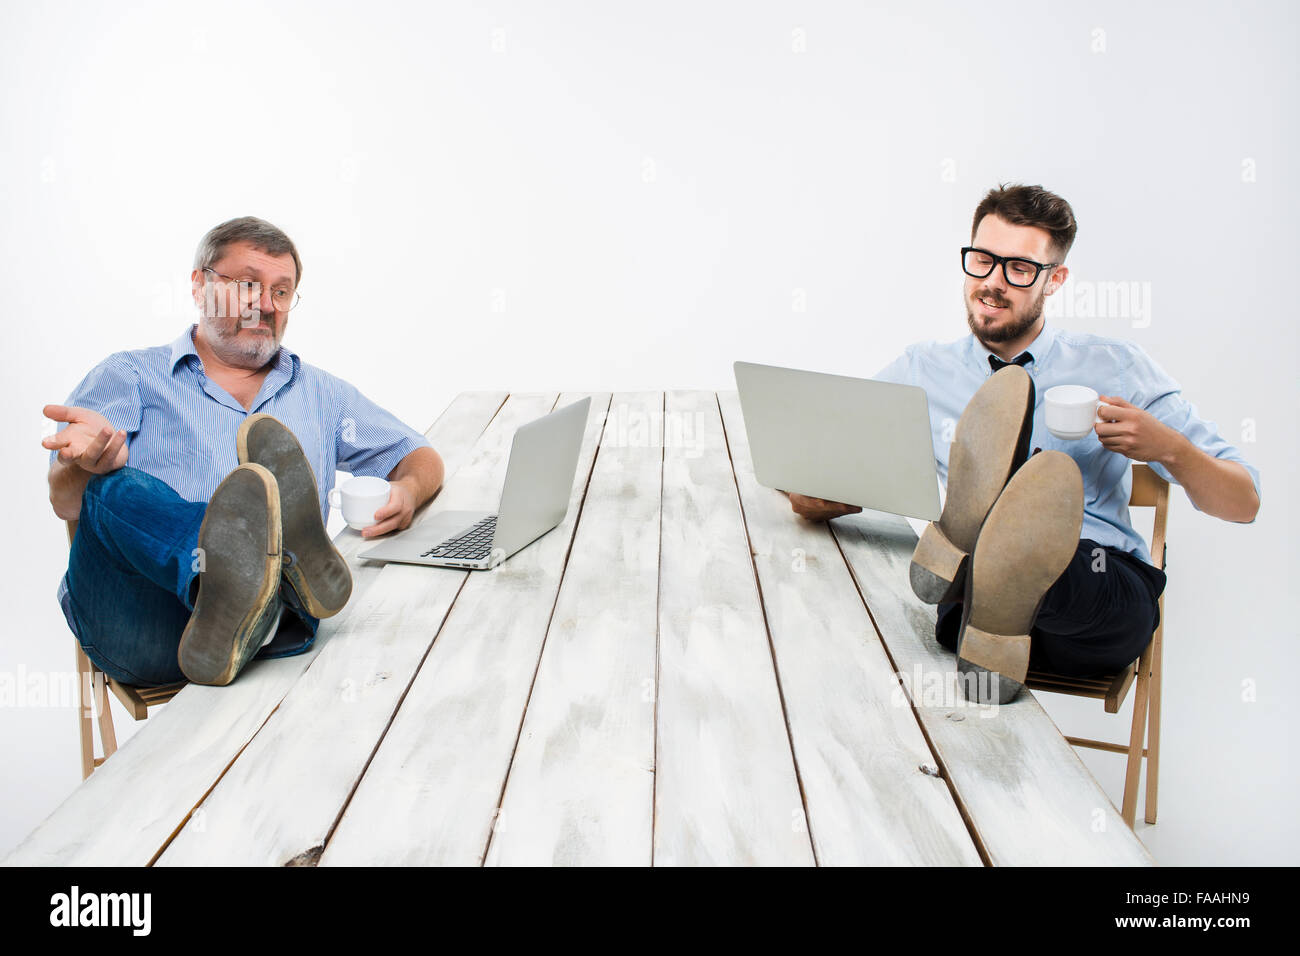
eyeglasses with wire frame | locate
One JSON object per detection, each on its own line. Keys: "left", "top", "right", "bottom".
{"left": 202, "top": 268, "right": 301, "bottom": 311}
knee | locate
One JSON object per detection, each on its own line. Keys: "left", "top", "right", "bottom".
{"left": 83, "top": 466, "right": 154, "bottom": 506}
{"left": 78, "top": 468, "right": 157, "bottom": 536}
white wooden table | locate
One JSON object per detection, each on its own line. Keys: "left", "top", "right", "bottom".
{"left": 6, "top": 392, "right": 1153, "bottom": 866}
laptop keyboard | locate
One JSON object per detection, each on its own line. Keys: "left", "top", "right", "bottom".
{"left": 420, "top": 515, "right": 497, "bottom": 561}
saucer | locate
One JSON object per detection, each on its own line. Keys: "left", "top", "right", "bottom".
{"left": 1047, "top": 427, "right": 1094, "bottom": 441}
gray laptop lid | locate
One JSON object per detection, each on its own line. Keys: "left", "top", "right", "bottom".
{"left": 733, "top": 361, "right": 940, "bottom": 521}
{"left": 492, "top": 396, "right": 591, "bottom": 560}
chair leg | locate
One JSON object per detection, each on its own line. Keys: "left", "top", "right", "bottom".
{"left": 75, "top": 644, "right": 94, "bottom": 780}
{"left": 1121, "top": 644, "right": 1153, "bottom": 828}
{"left": 95, "top": 671, "right": 118, "bottom": 759}
{"left": 1144, "top": 616, "right": 1164, "bottom": 825}
{"left": 74, "top": 643, "right": 120, "bottom": 777}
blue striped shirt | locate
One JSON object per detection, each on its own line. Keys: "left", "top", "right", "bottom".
{"left": 874, "top": 324, "right": 1261, "bottom": 565}
{"left": 54, "top": 324, "right": 431, "bottom": 618}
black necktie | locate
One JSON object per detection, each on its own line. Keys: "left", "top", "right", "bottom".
{"left": 988, "top": 352, "right": 1033, "bottom": 372}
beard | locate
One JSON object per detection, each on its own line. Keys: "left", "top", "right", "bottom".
{"left": 204, "top": 312, "right": 281, "bottom": 369}
{"left": 965, "top": 284, "right": 1046, "bottom": 345}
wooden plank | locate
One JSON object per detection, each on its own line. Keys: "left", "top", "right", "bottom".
{"left": 154, "top": 393, "right": 553, "bottom": 866}
{"left": 484, "top": 392, "right": 663, "bottom": 866}
{"left": 653, "top": 390, "right": 814, "bottom": 866}
{"left": 716, "top": 391, "right": 981, "bottom": 865}
{"left": 830, "top": 511, "right": 1154, "bottom": 866}
{"left": 4, "top": 656, "right": 327, "bottom": 866}
{"left": 319, "top": 394, "right": 611, "bottom": 866}
{"left": 3, "top": 392, "right": 508, "bottom": 866}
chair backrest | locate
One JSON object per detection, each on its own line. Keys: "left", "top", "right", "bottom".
{"left": 1128, "top": 464, "right": 1170, "bottom": 571}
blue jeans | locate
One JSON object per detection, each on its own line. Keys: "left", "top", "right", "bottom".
{"left": 62, "top": 466, "right": 319, "bottom": 686}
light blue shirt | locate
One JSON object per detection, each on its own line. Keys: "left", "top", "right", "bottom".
{"left": 52, "top": 324, "right": 431, "bottom": 514}
{"left": 874, "top": 324, "right": 1261, "bottom": 566}
{"left": 53, "top": 324, "right": 431, "bottom": 617}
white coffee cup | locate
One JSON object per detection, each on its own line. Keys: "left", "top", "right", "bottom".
{"left": 1045, "top": 385, "right": 1102, "bottom": 441}
{"left": 328, "top": 476, "right": 391, "bottom": 531}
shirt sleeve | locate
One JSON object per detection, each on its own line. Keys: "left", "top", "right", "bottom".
{"left": 872, "top": 348, "right": 914, "bottom": 385}
{"left": 47, "top": 354, "right": 143, "bottom": 467}
{"left": 1124, "top": 346, "right": 1261, "bottom": 519}
{"left": 334, "top": 379, "right": 432, "bottom": 479}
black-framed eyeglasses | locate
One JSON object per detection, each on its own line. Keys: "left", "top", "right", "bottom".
{"left": 203, "top": 268, "right": 301, "bottom": 311}
{"left": 961, "top": 247, "right": 1056, "bottom": 288}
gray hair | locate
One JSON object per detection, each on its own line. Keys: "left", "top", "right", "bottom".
{"left": 193, "top": 216, "right": 303, "bottom": 285}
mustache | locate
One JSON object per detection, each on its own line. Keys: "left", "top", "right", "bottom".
{"left": 974, "top": 289, "right": 1011, "bottom": 308}
{"left": 227, "top": 313, "right": 275, "bottom": 332}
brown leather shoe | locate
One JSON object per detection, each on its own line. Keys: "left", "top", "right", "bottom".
{"left": 237, "top": 414, "right": 352, "bottom": 618}
{"left": 955, "top": 450, "right": 1083, "bottom": 704}
{"left": 178, "top": 464, "right": 285, "bottom": 686}
{"left": 910, "top": 365, "right": 1035, "bottom": 604}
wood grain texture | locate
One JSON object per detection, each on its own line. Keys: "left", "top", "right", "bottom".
{"left": 717, "top": 391, "right": 981, "bottom": 865}
{"left": 4, "top": 392, "right": 507, "bottom": 866}
{"left": 154, "top": 393, "right": 547, "bottom": 866}
{"left": 485, "top": 392, "right": 663, "bottom": 866}
{"left": 319, "top": 394, "right": 611, "bottom": 866}
{"left": 653, "top": 390, "right": 815, "bottom": 866}
{"left": 831, "top": 511, "right": 1154, "bottom": 866}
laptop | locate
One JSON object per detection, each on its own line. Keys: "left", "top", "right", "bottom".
{"left": 359, "top": 397, "right": 591, "bottom": 570}
{"left": 733, "top": 361, "right": 941, "bottom": 521}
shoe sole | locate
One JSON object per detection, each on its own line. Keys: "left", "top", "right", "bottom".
{"left": 956, "top": 450, "right": 1083, "bottom": 703}
{"left": 237, "top": 414, "right": 353, "bottom": 618}
{"left": 178, "top": 464, "right": 284, "bottom": 686}
{"left": 910, "top": 365, "right": 1034, "bottom": 604}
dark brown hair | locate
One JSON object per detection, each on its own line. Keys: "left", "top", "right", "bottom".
{"left": 972, "top": 184, "right": 1077, "bottom": 262}
{"left": 193, "top": 216, "right": 303, "bottom": 285}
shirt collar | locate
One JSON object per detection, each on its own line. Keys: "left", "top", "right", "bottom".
{"left": 169, "top": 324, "right": 201, "bottom": 371}
{"left": 170, "top": 323, "right": 299, "bottom": 379}
{"left": 970, "top": 321, "right": 1058, "bottom": 372}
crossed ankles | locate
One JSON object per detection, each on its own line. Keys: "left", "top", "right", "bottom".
{"left": 178, "top": 417, "right": 353, "bottom": 686}
{"left": 909, "top": 367, "right": 1083, "bottom": 703}
{"left": 951, "top": 452, "right": 1082, "bottom": 703}
{"left": 238, "top": 415, "right": 353, "bottom": 618}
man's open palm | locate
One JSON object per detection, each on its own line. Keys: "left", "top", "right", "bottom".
{"left": 42, "top": 404, "right": 129, "bottom": 475}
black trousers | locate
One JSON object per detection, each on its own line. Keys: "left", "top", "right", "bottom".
{"left": 936, "top": 538, "right": 1167, "bottom": 678}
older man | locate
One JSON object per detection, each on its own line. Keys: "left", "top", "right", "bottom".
{"left": 43, "top": 216, "right": 445, "bottom": 687}
{"left": 790, "top": 184, "right": 1260, "bottom": 702}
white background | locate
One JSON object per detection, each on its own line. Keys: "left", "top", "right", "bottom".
{"left": 1, "top": 0, "right": 1295, "bottom": 864}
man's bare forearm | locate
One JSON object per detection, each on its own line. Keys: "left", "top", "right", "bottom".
{"left": 387, "top": 446, "right": 445, "bottom": 512}
{"left": 1160, "top": 436, "right": 1259, "bottom": 523}
{"left": 48, "top": 459, "right": 94, "bottom": 522}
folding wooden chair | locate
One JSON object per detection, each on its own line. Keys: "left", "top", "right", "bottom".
{"left": 1024, "top": 464, "right": 1169, "bottom": 829}
{"left": 66, "top": 519, "right": 186, "bottom": 778}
